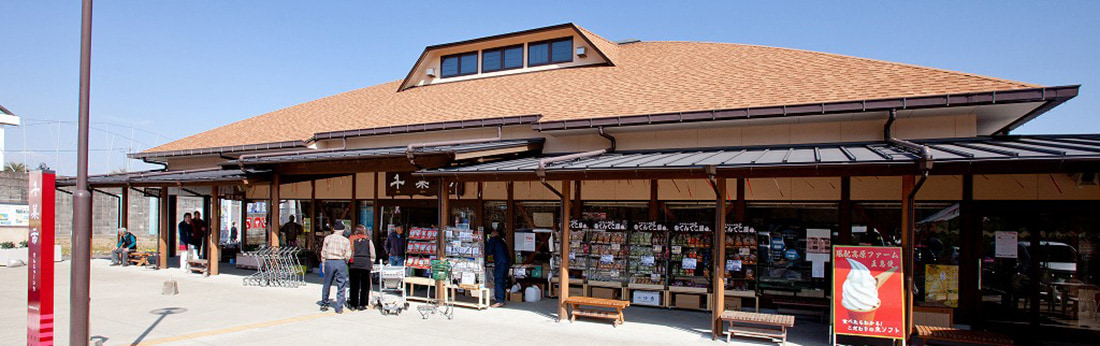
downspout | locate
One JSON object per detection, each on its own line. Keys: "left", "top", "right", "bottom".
{"left": 406, "top": 126, "right": 503, "bottom": 169}
{"left": 885, "top": 108, "right": 931, "bottom": 342}
{"left": 141, "top": 158, "right": 168, "bottom": 170}
{"left": 535, "top": 128, "right": 616, "bottom": 198}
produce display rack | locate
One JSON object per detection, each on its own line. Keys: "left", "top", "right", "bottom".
{"left": 443, "top": 226, "right": 489, "bottom": 309}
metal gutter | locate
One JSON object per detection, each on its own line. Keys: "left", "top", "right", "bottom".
{"left": 130, "top": 140, "right": 307, "bottom": 160}
{"left": 312, "top": 114, "right": 540, "bottom": 141}
{"left": 533, "top": 86, "right": 1079, "bottom": 132}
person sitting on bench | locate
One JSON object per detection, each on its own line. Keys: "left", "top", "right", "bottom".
{"left": 111, "top": 227, "right": 137, "bottom": 266}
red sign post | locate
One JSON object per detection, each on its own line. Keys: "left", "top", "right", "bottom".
{"left": 832, "top": 246, "right": 905, "bottom": 340}
{"left": 28, "top": 171, "right": 55, "bottom": 345}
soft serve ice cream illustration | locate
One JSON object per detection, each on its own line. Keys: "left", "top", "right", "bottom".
{"left": 842, "top": 257, "right": 882, "bottom": 321}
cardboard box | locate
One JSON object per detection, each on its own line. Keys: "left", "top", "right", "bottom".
{"left": 591, "top": 287, "right": 618, "bottom": 300}
{"left": 568, "top": 286, "right": 583, "bottom": 297}
{"left": 675, "top": 293, "right": 702, "bottom": 309}
{"left": 724, "top": 297, "right": 742, "bottom": 311}
{"left": 508, "top": 291, "right": 523, "bottom": 302}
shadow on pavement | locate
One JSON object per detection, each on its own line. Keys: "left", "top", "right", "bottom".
{"left": 130, "top": 307, "right": 187, "bottom": 346}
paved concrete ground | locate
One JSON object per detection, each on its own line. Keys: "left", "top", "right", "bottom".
{"left": 1, "top": 259, "right": 828, "bottom": 345}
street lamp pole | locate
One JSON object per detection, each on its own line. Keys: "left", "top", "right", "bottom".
{"left": 72, "top": 0, "right": 94, "bottom": 345}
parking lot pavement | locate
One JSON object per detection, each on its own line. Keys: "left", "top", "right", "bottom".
{"left": 1, "top": 259, "right": 824, "bottom": 345}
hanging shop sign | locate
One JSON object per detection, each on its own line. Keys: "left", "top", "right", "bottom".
{"left": 832, "top": 246, "right": 904, "bottom": 340}
{"left": 385, "top": 172, "right": 463, "bottom": 196}
{"left": 27, "top": 171, "right": 55, "bottom": 345}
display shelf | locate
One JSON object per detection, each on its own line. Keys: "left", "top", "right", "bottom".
{"left": 405, "top": 227, "right": 439, "bottom": 270}
{"left": 723, "top": 223, "right": 758, "bottom": 292}
{"left": 627, "top": 221, "right": 669, "bottom": 287}
{"left": 583, "top": 221, "right": 629, "bottom": 284}
{"left": 669, "top": 222, "right": 713, "bottom": 290}
{"left": 442, "top": 226, "right": 486, "bottom": 294}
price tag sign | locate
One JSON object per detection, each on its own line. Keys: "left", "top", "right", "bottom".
{"left": 600, "top": 255, "right": 614, "bottom": 265}
{"left": 569, "top": 252, "right": 575, "bottom": 260}
{"left": 739, "top": 247, "right": 750, "bottom": 256}
{"left": 650, "top": 273, "right": 661, "bottom": 282}
{"left": 672, "top": 246, "right": 682, "bottom": 254}
{"left": 682, "top": 257, "right": 697, "bottom": 270}
{"left": 610, "top": 270, "right": 619, "bottom": 278}
{"left": 611, "top": 243, "right": 620, "bottom": 251}
{"left": 654, "top": 245, "right": 663, "bottom": 252}
{"left": 727, "top": 259, "right": 742, "bottom": 272}
{"left": 641, "top": 255, "right": 655, "bottom": 266}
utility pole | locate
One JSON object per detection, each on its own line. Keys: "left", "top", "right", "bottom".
{"left": 71, "top": 1, "right": 94, "bottom": 345}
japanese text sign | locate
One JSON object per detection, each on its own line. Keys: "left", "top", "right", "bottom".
{"left": 27, "top": 171, "right": 55, "bottom": 345}
{"left": 832, "top": 246, "right": 904, "bottom": 340}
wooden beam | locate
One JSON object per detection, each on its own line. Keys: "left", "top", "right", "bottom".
{"left": 269, "top": 174, "right": 281, "bottom": 247}
{"left": 309, "top": 179, "right": 317, "bottom": 251}
{"left": 958, "top": 174, "right": 979, "bottom": 325}
{"left": 120, "top": 185, "right": 129, "bottom": 229}
{"left": 712, "top": 177, "right": 728, "bottom": 339}
{"left": 648, "top": 180, "right": 659, "bottom": 220}
{"left": 372, "top": 172, "right": 381, "bottom": 245}
{"left": 209, "top": 185, "right": 221, "bottom": 275}
{"left": 572, "top": 180, "right": 582, "bottom": 219}
{"left": 239, "top": 195, "right": 248, "bottom": 249}
{"left": 734, "top": 178, "right": 746, "bottom": 223}
{"left": 901, "top": 175, "right": 915, "bottom": 339}
{"left": 351, "top": 173, "right": 359, "bottom": 227}
{"left": 157, "top": 187, "right": 169, "bottom": 269}
{"left": 437, "top": 178, "right": 450, "bottom": 302}
{"left": 505, "top": 182, "right": 515, "bottom": 251}
{"left": 838, "top": 176, "right": 852, "bottom": 245}
{"left": 558, "top": 179, "right": 572, "bottom": 322}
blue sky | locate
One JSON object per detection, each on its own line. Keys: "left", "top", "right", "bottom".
{"left": 2, "top": 1, "right": 1098, "bottom": 175}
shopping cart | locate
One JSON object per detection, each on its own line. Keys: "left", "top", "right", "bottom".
{"left": 242, "top": 246, "right": 305, "bottom": 288}
{"left": 375, "top": 264, "right": 409, "bottom": 315}
{"left": 416, "top": 260, "right": 454, "bottom": 320}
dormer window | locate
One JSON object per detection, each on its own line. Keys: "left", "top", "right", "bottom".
{"left": 440, "top": 51, "right": 478, "bottom": 78}
{"left": 482, "top": 45, "right": 524, "bottom": 73}
{"left": 528, "top": 37, "right": 573, "bottom": 67}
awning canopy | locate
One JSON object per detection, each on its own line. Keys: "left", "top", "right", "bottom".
{"left": 418, "top": 135, "right": 1100, "bottom": 181}
{"left": 58, "top": 168, "right": 258, "bottom": 188}
{"left": 224, "top": 138, "right": 544, "bottom": 175}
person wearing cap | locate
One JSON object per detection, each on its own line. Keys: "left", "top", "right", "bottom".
{"left": 319, "top": 222, "right": 352, "bottom": 313}
{"left": 110, "top": 227, "right": 137, "bottom": 266}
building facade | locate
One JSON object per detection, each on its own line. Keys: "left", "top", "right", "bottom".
{"left": 70, "top": 24, "right": 1100, "bottom": 343}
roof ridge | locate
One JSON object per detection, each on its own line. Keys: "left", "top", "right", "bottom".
{"left": 628, "top": 40, "right": 1038, "bottom": 88}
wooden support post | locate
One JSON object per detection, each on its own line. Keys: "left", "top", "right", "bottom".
{"left": 505, "top": 182, "right": 515, "bottom": 251}
{"left": 958, "top": 174, "right": 979, "bottom": 324}
{"left": 572, "top": 181, "right": 582, "bottom": 219}
{"left": 559, "top": 180, "right": 572, "bottom": 322}
{"left": 120, "top": 185, "right": 129, "bottom": 229}
{"left": 158, "top": 187, "right": 169, "bottom": 269}
{"left": 168, "top": 195, "right": 178, "bottom": 258}
{"left": 712, "top": 177, "right": 728, "bottom": 340}
{"left": 209, "top": 185, "right": 221, "bottom": 275}
{"left": 372, "top": 173, "right": 381, "bottom": 244}
{"left": 240, "top": 196, "right": 248, "bottom": 249}
{"left": 351, "top": 174, "right": 359, "bottom": 226}
{"left": 437, "top": 178, "right": 450, "bottom": 301}
{"left": 476, "top": 182, "right": 484, "bottom": 232}
{"left": 310, "top": 179, "right": 317, "bottom": 250}
{"left": 649, "top": 180, "right": 659, "bottom": 220}
{"left": 839, "top": 176, "right": 852, "bottom": 245}
{"left": 734, "top": 178, "right": 746, "bottom": 223}
{"left": 269, "top": 174, "right": 281, "bottom": 247}
{"left": 901, "top": 175, "right": 915, "bottom": 339}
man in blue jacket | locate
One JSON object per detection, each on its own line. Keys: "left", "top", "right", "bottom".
{"left": 486, "top": 227, "right": 511, "bottom": 307}
{"left": 111, "top": 227, "right": 137, "bottom": 266}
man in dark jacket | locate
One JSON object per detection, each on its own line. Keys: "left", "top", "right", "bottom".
{"left": 192, "top": 211, "right": 208, "bottom": 259}
{"left": 347, "top": 225, "right": 377, "bottom": 311}
{"left": 384, "top": 226, "right": 406, "bottom": 266}
{"left": 486, "top": 227, "right": 511, "bottom": 307}
{"left": 177, "top": 213, "right": 193, "bottom": 270}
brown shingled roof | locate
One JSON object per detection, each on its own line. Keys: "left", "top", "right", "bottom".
{"left": 146, "top": 30, "right": 1038, "bottom": 154}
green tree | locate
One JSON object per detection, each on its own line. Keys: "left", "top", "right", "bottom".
{"left": 3, "top": 162, "right": 26, "bottom": 173}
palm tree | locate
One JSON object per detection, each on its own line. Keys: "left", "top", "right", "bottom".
{"left": 3, "top": 162, "right": 26, "bottom": 173}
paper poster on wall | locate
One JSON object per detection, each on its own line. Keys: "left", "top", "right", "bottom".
{"left": 533, "top": 212, "right": 554, "bottom": 228}
{"left": 515, "top": 232, "right": 536, "bottom": 252}
{"left": 806, "top": 228, "right": 831, "bottom": 260}
{"left": 924, "top": 264, "right": 959, "bottom": 307}
{"left": 513, "top": 267, "right": 527, "bottom": 278}
{"left": 812, "top": 261, "right": 825, "bottom": 278}
{"left": 0, "top": 203, "right": 29, "bottom": 227}
{"left": 995, "top": 231, "right": 1018, "bottom": 258}
{"left": 600, "top": 254, "right": 615, "bottom": 265}
{"left": 833, "top": 246, "right": 905, "bottom": 340}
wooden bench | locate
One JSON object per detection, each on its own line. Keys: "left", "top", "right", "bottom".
{"left": 564, "top": 296, "right": 630, "bottom": 327}
{"left": 720, "top": 310, "right": 795, "bottom": 345}
{"left": 188, "top": 259, "right": 209, "bottom": 276}
{"left": 127, "top": 251, "right": 155, "bottom": 267}
{"left": 772, "top": 297, "right": 828, "bottom": 322}
{"left": 913, "top": 306, "right": 1013, "bottom": 346}
{"left": 915, "top": 325, "right": 1013, "bottom": 346}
